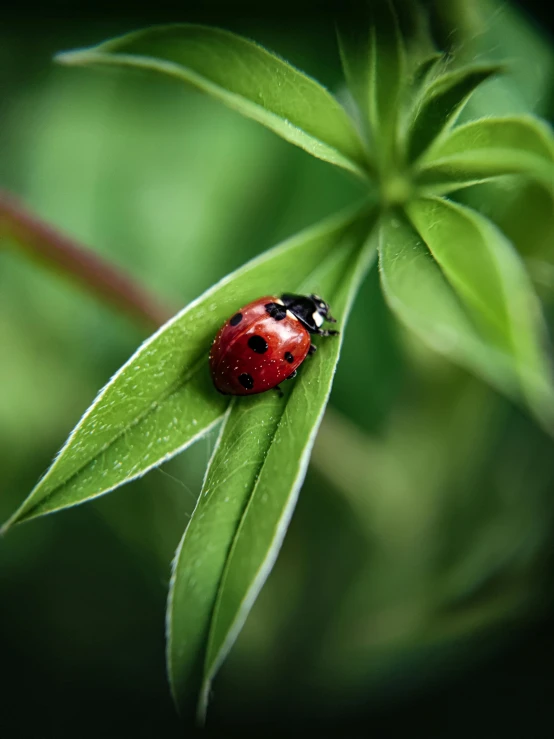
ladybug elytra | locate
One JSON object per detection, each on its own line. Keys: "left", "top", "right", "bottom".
{"left": 209, "top": 293, "right": 338, "bottom": 396}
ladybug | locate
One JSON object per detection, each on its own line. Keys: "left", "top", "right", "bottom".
{"left": 209, "top": 293, "right": 338, "bottom": 396}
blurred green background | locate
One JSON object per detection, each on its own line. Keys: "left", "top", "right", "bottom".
{"left": 2, "top": 1, "right": 554, "bottom": 735}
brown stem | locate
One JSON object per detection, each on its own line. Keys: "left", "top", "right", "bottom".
{"left": 0, "top": 190, "right": 175, "bottom": 329}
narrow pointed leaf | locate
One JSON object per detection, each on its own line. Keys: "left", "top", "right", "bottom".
{"left": 167, "top": 212, "right": 378, "bottom": 720}
{"left": 407, "top": 197, "right": 554, "bottom": 431}
{"left": 379, "top": 211, "right": 517, "bottom": 396}
{"left": 337, "top": 0, "right": 405, "bottom": 161}
{"left": 408, "top": 64, "right": 502, "bottom": 163}
{"left": 3, "top": 203, "right": 370, "bottom": 532}
{"left": 415, "top": 116, "right": 554, "bottom": 193}
{"left": 410, "top": 52, "right": 443, "bottom": 93}
{"left": 56, "top": 25, "right": 370, "bottom": 179}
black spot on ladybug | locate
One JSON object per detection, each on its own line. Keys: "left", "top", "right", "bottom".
{"left": 265, "top": 302, "right": 286, "bottom": 321}
{"left": 229, "top": 312, "right": 243, "bottom": 326}
{"left": 238, "top": 373, "right": 254, "bottom": 390}
{"left": 248, "top": 335, "right": 268, "bottom": 354}
{"left": 284, "top": 351, "right": 294, "bottom": 363}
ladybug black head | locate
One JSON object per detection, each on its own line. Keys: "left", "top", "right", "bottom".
{"left": 280, "top": 293, "right": 337, "bottom": 334}
{"left": 309, "top": 294, "right": 336, "bottom": 323}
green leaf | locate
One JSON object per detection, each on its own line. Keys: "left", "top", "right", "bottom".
{"left": 56, "top": 25, "right": 370, "bottom": 180}
{"left": 337, "top": 0, "right": 405, "bottom": 164}
{"left": 415, "top": 116, "right": 554, "bottom": 193}
{"left": 167, "top": 213, "right": 378, "bottom": 721}
{"left": 409, "top": 51, "right": 444, "bottom": 93}
{"left": 456, "top": 179, "right": 554, "bottom": 263}
{"left": 379, "top": 211, "right": 517, "bottom": 397}
{"left": 407, "top": 64, "right": 502, "bottom": 163}
{"left": 406, "top": 197, "right": 554, "bottom": 431}
{"left": 2, "top": 203, "right": 371, "bottom": 533}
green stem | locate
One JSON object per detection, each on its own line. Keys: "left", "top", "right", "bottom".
{"left": 0, "top": 190, "right": 174, "bottom": 329}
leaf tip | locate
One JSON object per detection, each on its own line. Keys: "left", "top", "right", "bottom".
{"left": 468, "top": 62, "right": 505, "bottom": 87}
{"left": 196, "top": 684, "right": 210, "bottom": 728}
{"left": 0, "top": 513, "right": 17, "bottom": 538}
{"left": 1, "top": 500, "right": 39, "bottom": 536}
{"left": 486, "top": 63, "right": 506, "bottom": 80}
{"left": 54, "top": 49, "right": 91, "bottom": 67}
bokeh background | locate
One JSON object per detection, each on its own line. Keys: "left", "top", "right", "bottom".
{"left": 2, "top": 1, "right": 554, "bottom": 735}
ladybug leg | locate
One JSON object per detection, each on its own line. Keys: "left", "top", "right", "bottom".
{"left": 308, "top": 344, "right": 317, "bottom": 355}
{"left": 274, "top": 385, "right": 284, "bottom": 398}
{"left": 318, "top": 329, "right": 340, "bottom": 337}
{"left": 286, "top": 370, "right": 297, "bottom": 381}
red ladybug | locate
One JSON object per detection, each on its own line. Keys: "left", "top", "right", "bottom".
{"left": 209, "top": 293, "right": 338, "bottom": 396}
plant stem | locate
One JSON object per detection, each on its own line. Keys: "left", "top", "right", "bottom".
{"left": 0, "top": 189, "right": 174, "bottom": 329}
